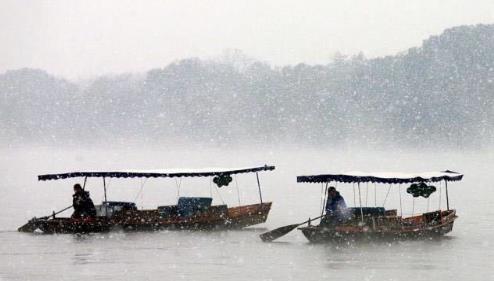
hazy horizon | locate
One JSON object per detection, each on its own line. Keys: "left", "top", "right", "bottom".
{"left": 2, "top": 0, "right": 494, "bottom": 79}
{"left": 2, "top": 23, "right": 493, "bottom": 149}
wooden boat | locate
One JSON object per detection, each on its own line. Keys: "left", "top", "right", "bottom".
{"left": 18, "top": 166, "right": 274, "bottom": 234}
{"left": 296, "top": 171, "right": 463, "bottom": 243}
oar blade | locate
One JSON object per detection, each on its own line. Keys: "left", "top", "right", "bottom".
{"left": 259, "top": 223, "right": 300, "bottom": 242}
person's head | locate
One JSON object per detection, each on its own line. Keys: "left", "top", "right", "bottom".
{"left": 328, "top": 186, "right": 338, "bottom": 197}
{"left": 73, "top": 183, "right": 82, "bottom": 193}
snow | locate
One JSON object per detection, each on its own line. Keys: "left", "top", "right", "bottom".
{"left": 298, "top": 170, "right": 463, "bottom": 183}
{"left": 37, "top": 165, "right": 275, "bottom": 181}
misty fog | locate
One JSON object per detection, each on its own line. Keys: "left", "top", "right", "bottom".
{"left": 1, "top": 25, "right": 493, "bottom": 149}
{"left": 1, "top": 1, "right": 494, "bottom": 281}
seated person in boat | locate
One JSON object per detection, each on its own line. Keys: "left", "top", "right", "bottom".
{"left": 323, "top": 187, "right": 350, "bottom": 225}
{"left": 72, "top": 184, "right": 97, "bottom": 218}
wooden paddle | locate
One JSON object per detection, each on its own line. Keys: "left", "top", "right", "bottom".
{"left": 259, "top": 215, "right": 324, "bottom": 242}
{"left": 17, "top": 205, "right": 73, "bottom": 233}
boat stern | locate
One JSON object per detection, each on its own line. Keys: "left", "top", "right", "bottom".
{"left": 227, "top": 202, "right": 272, "bottom": 228}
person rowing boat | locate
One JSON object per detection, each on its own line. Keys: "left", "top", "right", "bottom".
{"left": 321, "top": 186, "right": 351, "bottom": 226}
{"left": 260, "top": 170, "right": 462, "bottom": 242}
{"left": 19, "top": 165, "right": 275, "bottom": 234}
{"left": 71, "top": 184, "right": 96, "bottom": 218}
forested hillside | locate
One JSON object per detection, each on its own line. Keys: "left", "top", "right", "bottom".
{"left": 1, "top": 24, "right": 493, "bottom": 147}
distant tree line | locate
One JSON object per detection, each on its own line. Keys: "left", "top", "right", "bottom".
{"left": 1, "top": 24, "right": 493, "bottom": 147}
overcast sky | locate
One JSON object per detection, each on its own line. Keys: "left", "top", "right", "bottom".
{"left": 1, "top": 0, "right": 493, "bottom": 80}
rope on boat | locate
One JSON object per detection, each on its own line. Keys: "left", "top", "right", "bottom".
{"left": 175, "top": 178, "right": 182, "bottom": 200}
{"left": 133, "top": 178, "right": 148, "bottom": 204}
{"left": 212, "top": 178, "right": 225, "bottom": 205}
{"left": 234, "top": 175, "right": 241, "bottom": 207}
{"left": 382, "top": 184, "right": 392, "bottom": 207}
{"left": 358, "top": 182, "right": 364, "bottom": 222}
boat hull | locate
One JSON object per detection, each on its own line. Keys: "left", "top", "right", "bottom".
{"left": 19, "top": 202, "right": 272, "bottom": 234}
{"left": 299, "top": 209, "right": 457, "bottom": 243}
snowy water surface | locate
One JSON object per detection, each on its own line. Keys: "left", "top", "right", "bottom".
{"left": 0, "top": 146, "right": 493, "bottom": 281}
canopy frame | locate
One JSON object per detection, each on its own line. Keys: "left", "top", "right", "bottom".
{"left": 297, "top": 170, "right": 463, "bottom": 184}
{"left": 38, "top": 165, "right": 275, "bottom": 181}
{"left": 300, "top": 170, "right": 462, "bottom": 217}
{"left": 38, "top": 165, "right": 275, "bottom": 215}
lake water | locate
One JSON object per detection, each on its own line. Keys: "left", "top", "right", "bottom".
{"left": 1, "top": 145, "right": 493, "bottom": 281}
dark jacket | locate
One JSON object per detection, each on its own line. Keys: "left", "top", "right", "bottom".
{"left": 72, "top": 190, "right": 97, "bottom": 218}
{"left": 325, "top": 192, "right": 348, "bottom": 219}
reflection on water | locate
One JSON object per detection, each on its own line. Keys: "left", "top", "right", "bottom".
{"left": 0, "top": 146, "right": 493, "bottom": 281}
{"left": 72, "top": 252, "right": 94, "bottom": 265}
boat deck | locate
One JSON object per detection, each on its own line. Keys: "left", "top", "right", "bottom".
{"left": 19, "top": 202, "right": 272, "bottom": 234}
{"left": 299, "top": 209, "right": 457, "bottom": 242}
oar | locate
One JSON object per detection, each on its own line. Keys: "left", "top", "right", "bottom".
{"left": 39, "top": 204, "right": 73, "bottom": 219}
{"left": 18, "top": 205, "right": 73, "bottom": 233}
{"left": 259, "top": 215, "right": 324, "bottom": 242}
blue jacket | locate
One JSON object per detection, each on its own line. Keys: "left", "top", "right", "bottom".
{"left": 325, "top": 192, "right": 348, "bottom": 219}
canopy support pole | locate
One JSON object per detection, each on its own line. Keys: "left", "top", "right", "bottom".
{"left": 103, "top": 177, "right": 108, "bottom": 216}
{"left": 358, "top": 182, "right": 364, "bottom": 223}
{"left": 352, "top": 183, "right": 356, "bottom": 207}
{"left": 445, "top": 180, "right": 450, "bottom": 211}
{"left": 374, "top": 183, "right": 377, "bottom": 207}
{"left": 365, "top": 182, "right": 369, "bottom": 206}
{"left": 320, "top": 183, "right": 324, "bottom": 215}
{"left": 256, "top": 172, "right": 263, "bottom": 205}
{"left": 321, "top": 183, "right": 328, "bottom": 217}
{"left": 103, "top": 177, "right": 108, "bottom": 202}
{"left": 399, "top": 184, "right": 403, "bottom": 217}
{"left": 82, "top": 176, "right": 87, "bottom": 190}
{"left": 438, "top": 182, "right": 442, "bottom": 210}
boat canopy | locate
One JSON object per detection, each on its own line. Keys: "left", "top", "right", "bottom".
{"left": 38, "top": 165, "right": 275, "bottom": 181}
{"left": 297, "top": 170, "right": 463, "bottom": 184}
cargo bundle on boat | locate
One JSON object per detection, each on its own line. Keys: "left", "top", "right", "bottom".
{"left": 261, "top": 170, "right": 462, "bottom": 243}
{"left": 18, "top": 165, "right": 274, "bottom": 234}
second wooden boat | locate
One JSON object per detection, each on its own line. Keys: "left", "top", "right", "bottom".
{"left": 296, "top": 170, "right": 462, "bottom": 243}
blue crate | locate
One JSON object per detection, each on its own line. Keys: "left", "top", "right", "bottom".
{"left": 177, "top": 197, "right": 213, "bottom": 217}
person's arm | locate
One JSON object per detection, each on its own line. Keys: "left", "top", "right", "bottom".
{"left": 324, "top": 198, "right": 331, "bottom": 214}
{"left": 339, "top": 198, "right": 347, "bottom": 209}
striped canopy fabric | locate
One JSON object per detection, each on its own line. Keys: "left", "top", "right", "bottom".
{"left": 297, "top": 170, "right": 463, "bottom": 184}
{"left": 38, "top": 165, "right": 275, "bottom": 181}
